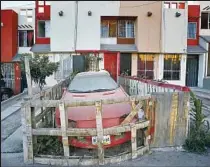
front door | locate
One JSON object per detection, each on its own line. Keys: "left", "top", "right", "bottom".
{"left": 186, "top": 55, "right": 199, "bottom": 87}
{"left": 104, "top": 53, "right": 117, "bottom": 81}
{"left": 73, "top": 55, "right": 85, "bottom": 72}
{"left": 120, "top": 53, "right": 131, "bottom": 76}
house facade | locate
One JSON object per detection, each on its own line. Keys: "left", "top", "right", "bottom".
{"left": 1, "top": 7, "right": 35, "bottom": 94}
{"left": 1, "top": 10, "right": 21, "bottom": 94}
{"left": 31, "top": 1, "right": 189, "bottom": 87}
{"left": 199, "top": 2, "right": 210, "bottom": 90}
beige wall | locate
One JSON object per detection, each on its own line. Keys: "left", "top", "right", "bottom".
{"left": 119, "top": 1, "right": 162, "bottom": 53}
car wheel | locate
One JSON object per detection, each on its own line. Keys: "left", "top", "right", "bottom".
{"left": 2, "top": 93, "right": 9, "bottom": 101}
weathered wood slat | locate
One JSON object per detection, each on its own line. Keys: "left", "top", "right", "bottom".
{"left": 33, "top": 146, "right": 149, "bottom": 166}
{"left": 130, "top": 123, "right": 137, "bottom": 159}
{"left": 32, "top": 121, "right": 150, "bottom": 136}
{"left": 59, "top": 102, "right": 70, "bottom": 157}
{"left": 35, "top": 108, "right": 51, "bottom": 123}
{"left": 121, "top": 98, "right": 143, "bottom": 125}
{"left": 22, "top": 102, "right": 34, "bottom": 164}
{"left": 95, "top": 101, "right": 104, "bottom": 165}
{"left": 30, "top": 95, "right": 152, "bottom": 108}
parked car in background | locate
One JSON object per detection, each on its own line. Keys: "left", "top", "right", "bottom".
{"left": 1, "top": 74, "right": 14, "bottom": 101}
{"left": 55, "top": 70, "right": 136, "bottom": 149}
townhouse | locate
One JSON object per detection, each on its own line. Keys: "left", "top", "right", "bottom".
{"left": 31, "top": 1, "right": 189, "bottom": 87}
{"left": 187, "top": 1, "right": 210, "bottom": 90}
{"left": 1, "top": 6, "right": 35, "bottom": 93}
{"left": 199, "top": 1, "right": 210, "bottom": 90}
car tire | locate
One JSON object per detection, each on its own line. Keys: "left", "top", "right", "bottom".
{"left": 1, "top": 93, "right": 10, "bottom": 101}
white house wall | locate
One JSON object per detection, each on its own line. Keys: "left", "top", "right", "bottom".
{"left": 199, "top": 1, "right": 210, "bottom": 36}
{"left": 50, "top": 1, "right": 76, "bottom": 52}
{"left": 76, "top": 1, "right": 120, "bottom": 50}
{"left": 162, "top": 8, "right": 187, "bottom": 53}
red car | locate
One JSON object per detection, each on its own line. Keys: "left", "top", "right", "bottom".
{"left": 56, "top": 71, "right": 136, "bottom": 149}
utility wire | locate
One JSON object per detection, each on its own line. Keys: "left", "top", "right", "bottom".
{"left": 120, "top": 1, "right": 160, "bottom": 8}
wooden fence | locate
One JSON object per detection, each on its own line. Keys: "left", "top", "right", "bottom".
{"left": 21, "top": 74, "right": 155, "bottom": 165}
{"left": 21, "top": 75, "right": 190, "bottom": 166}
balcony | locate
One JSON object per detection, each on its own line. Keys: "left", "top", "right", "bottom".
{"left": 100, "top": 16, "right": 136, "bottom": 45}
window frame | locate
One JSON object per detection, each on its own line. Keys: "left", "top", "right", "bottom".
{"left": 100, "top": 20, "right": 117, "bottom": 38}
{"left": 137, "top": 54, "right": 155, "bottom": 80}
{"left": 207, "top": 44, "right": 210, "bottom": 77}
{"left": 201, "top": 12, "right": 210, "bottom": 30}
{"left": 118, "top": 20, "right": 135, "bottom": 38}
{"left": 188, "top": 22, "right": 197, "bottom": 40}
{"left": 163, "top": 54, "right": 181, "bottom": 81}
{"left": 37, "top": 20, "right": 46, "bottom": 38}
{"left": 18, "top": 30, "right": 34, "bottom": 47}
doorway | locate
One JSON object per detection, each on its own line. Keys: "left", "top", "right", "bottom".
{"left": 120, "top": 53, "right": 132, "bottom": 76}
{"left": 104, "top": 53, "right": 117, "bottom": 81}
{"left": 186, "top": 55, "right": 199, "bottom": 87}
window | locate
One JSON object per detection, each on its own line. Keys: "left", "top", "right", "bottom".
{"left": 163, "top": 55, "right": 181, "bottom": 80}
{"left": 101, "top": 20, "right": 117, "bottom": 38}
{"left": 27, "top": 16, "right": 33, "bottom": 23}
{"left": 171, "top": 3, "right": 177, "bottom": 9}
{"left": 164, "top": 2, "right": 185, "bottom": 9}
{"left": 37, "top": 20, "right": 50, "bottom": 38}
{"left": 137, "top": 54, "right": 154, "bottom": 79}
{"left": 38, "top": 7, "right": 44, "bottom": 13}
{"left": 38, "top": 1, "right": 44, "bottom": 5}
{"left": 201, "top": 12, "right": 210, "bottom": 29}
{"left": 20, "top": 9, "right": 26, "bottom": 15}
{"left": 164, "top": 3, "right": 170, "bottom": 9}
{"left": 18, "top": 30, "right": 34, "bottom": 47}
{"left": 27, "top": 9, "right": 33, "bottom": 15}
{"left": 188, "top": 22, "right": 197, "bottom": 39}
{"left": 118, "top": 20, "right": 134, "bottom": 38}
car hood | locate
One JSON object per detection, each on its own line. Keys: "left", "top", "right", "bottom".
{"left": 56, "top": 87, "right": 131, "bottom": 121}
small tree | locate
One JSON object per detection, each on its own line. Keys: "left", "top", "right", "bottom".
{"left": 20, "top": 53, "right": 59, "bottom": 92}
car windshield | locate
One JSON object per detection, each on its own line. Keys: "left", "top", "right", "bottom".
{"left": 68, "top": 74, "right": 119, "bottom": 93}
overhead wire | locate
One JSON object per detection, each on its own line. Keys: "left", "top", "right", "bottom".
{"left": 120, "top": 1, "right": 160, "bottom": 8}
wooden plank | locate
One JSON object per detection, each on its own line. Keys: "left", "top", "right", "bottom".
{"left": 95, "top": 101, "right": 104, "bottom": 165}
{"left": 32, "top": 120, "right": 150, "bottom": 136}
{"left": 174, "top": 92, "right": 188, "bottom": 146}
{"left": 130, "top": 123, "right": 137, "bottom": 159}
{"left": 121, "top": 98, "right": 143, "bottom": 125}
{"left": 30, "top": 95, "right": 152, "bottom": 108}
{"left": 169, "top": 92, "right": 178, "bottom": 145}
{"left": 59, "top": 102, "right": 70, "bottom": 157}
{"left": 21, "top": 101, "right": 34, "bottom": 164}
{"left": 24, "top": 56, "right": 32, "bottom": 97}
{"left": 150, "top": 93, "right": 173, "bottom": 148}
{"left": 35, "top": 108, "right": 51, "bottom": 123}
{"left": 33, "top": 146, "right": 149, "bottom": 166}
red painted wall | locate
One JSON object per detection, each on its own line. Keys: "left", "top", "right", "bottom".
{"left": 35, "top": 1, "right": 51, "bottom": 44}
{"left": 188, "top": 5, "right": 200, "bottom": 46}
{"left": 1, "top": 10, "right": 18, "bottom": 62}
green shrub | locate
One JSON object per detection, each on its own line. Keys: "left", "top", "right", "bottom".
{"left": 183, "top": 91, "right": 210, "bottom": 153}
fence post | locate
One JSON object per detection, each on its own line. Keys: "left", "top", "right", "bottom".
{"left": 130, "top": 123, "right": 137, "bottom": 159}
{"left": 95, "top": 101, "right": 104, "bottom": 165}
{"left": 59, "top": 101, "right": 70, "bottom": 157}
{"left": 22, "top": 96, "right": 34, "bottom": 164}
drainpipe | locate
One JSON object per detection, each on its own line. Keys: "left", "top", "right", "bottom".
{"left": 74, "top": 1, "right": 78, "bottom": 52}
